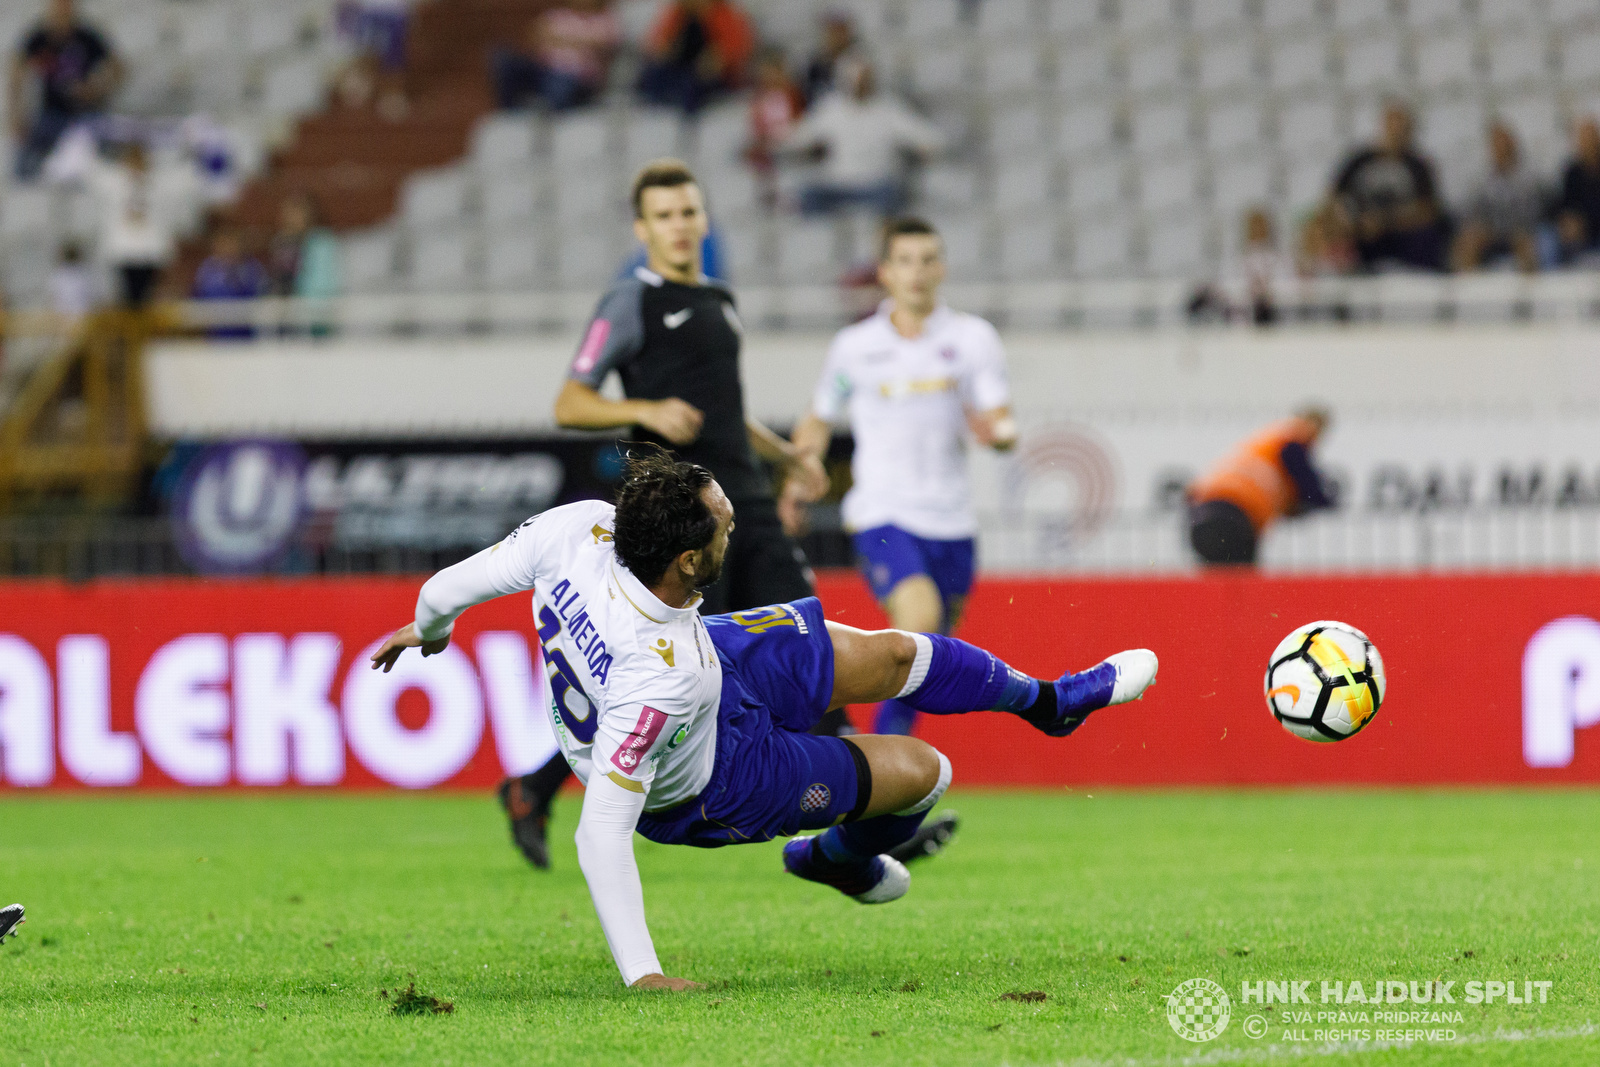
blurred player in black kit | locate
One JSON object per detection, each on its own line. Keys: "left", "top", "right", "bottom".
{"left": 497, "top": 159, "right": 879, "bottom": 866}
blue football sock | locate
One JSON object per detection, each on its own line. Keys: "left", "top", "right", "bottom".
{"left": 814, "top": 810, "right": 928, "bottom": 865}
{"left": 872, "top": 699, "right": 919, "bottom": 735}
{"left": 900, "top": 634, "right": 1040, "bottom": 715}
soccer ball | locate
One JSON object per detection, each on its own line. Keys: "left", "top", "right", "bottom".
{"left": 1264, "top": 621, "right": 1386, "bottom": 742}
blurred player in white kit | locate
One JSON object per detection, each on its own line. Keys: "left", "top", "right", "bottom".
{"left": 788, "top": 216, "right": 1018, "bottom": 739}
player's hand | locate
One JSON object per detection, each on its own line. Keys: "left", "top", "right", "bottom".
{"left": 369, "top": 623, "right": 450, "bottom": 672}
{"left": 788, "top": 452, "right": 830, "bottom": 502}
{"left": 777, "top": 481, "right": 810, "bottom": 538}
{"left": 643, "top": 398, "right": 705, "bottom": 445}
{"left": 967, "top": 410, "right": 1018, "bottom": 452}
{"left": 631, "top": 973, "right": 702, "bottom": 991}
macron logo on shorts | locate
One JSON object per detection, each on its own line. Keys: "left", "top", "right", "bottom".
{"left": 611, "top": 706, "right": 669, "bottom": 773}
{"left": 573, "top": 319, "right": 610, "bottom": 376}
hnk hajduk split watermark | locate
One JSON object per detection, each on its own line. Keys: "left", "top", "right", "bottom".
{"left": 1165, "top": 977, "right": 1553, "bottom": 1044}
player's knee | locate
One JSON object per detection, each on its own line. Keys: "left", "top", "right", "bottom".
{"left": 895, "top": 741, "right": 951, "bottom": 816}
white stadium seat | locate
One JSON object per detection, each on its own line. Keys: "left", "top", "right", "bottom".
{"left": 1330, "top": 0, "right": 1394, "bottom": 33}
{"left": 1126, "top": 37, "right": 1187, "bottom": 96}
{"left": 1341, "top": 34, "right": 1405, "bottom": 91}
{"left": 1262, "top": 0, "right": 1320, "bottom": 31}
{"left": 1056, "top": 41, "right": 1118, "bottom": 94}
{"left": 919, "top": 163, "right": 981, "bottom": 210}
{"left": 0, "top": 186, "right": 52, "bottom": 241}
{"left": 1192, "top": 0, "right": 1251, "bottom": 33}
{"left": 981, "top": 41, "right": 1046, "bottom": 95}
{"left": 989, "top": 103, "right": 1050, "bottom": 155}
{"left": 550, "top": 171, "right": 624, "bottom": 222}
{"left": 908, "top": 42, "right": 973, "bottom": 95}
{"left": 1205, "top": 101, "right": 1266, "bottom": 154}
{"left": 1561, "top": 32, "right": 1600, "bottom": 82}
{"left": 1067, "top": 159, "right": 1125, "bottom": 212}
{"left": 553, "top": 229, "right": 621, "bottom": 288}
{"left": 929, "top": 214, "right": 988, "bottom": 280}
{"left": 690, "top": 103, "right": 748, "bottom": 168}
{"left": 901, "top": 0, "right": 964, "bottom": 40}
{"left": 1072, "top": 216, "right": 1133, "bottom": 276}
{"left": 1486, "top": 32, "right": 1552, "bottom": 86}
{"left": 717, "top": 223, "right": 768, "bottom": 283}
{"left": 1550, "top": 0, "right": 1600, "bottom": 28}
{"left": 341, "top": 229, "right": 400, "bottom": 293}
{"left": 1045, "top": 0, "right": 1103, "bottom": 35}
{"left": 1276, "top": 99, "right": 1340, "bottom": 154}
{"left": 1415, "top": 33, "right": 1480, "bottom": 89}
{"left": 245, "top": 6, "right": 301, "bottom": 56}
{"left": 409, "top": 228, "right": 477, "bottom": 292}
{"left": 1138, "top": 158, "right": 1201, "bottom": 214}
{"left": 623, "top": 110, "right": 683, "bottom": 171}
{"left": 1268, "top": 37, "right": 1333, "bottom": 92}
{"left": 1119, "top": 0, "right": 1176, "bottom": 34}
{"left": 1211, "top": 155, "right": 1276, "bottom": 215}
{"left": 402, "top": 169, "right": 471, "bottom": 231}
{"left": 998, "top": 217, "right": 1060, "bottom": 279}
{"left": 177, "top": 4, "right": 234, "bottom": 58}
{"left": 1477, "top": 0, "right": 1540, "bottom": 30}
{"left": 774, "top": 221, "right": 839, "bottom": 284}
{"left": 977, "top": 0, "right": 1038, "bottom": 37}
{"left": 1197, "top": 39, "right": 1260, "bottom": 95}
{"left": 473, "top": 115, "right": 536, "bottom": 172}
{"left": 1057, "top": 101, "right": 1117, "bottom": 155}
{"left": 480, "top": 171, "right": 540, "bottom": 227}
{"left": 1130, "top": 101, "right": 1191, "bottom": 156}
{"left": 1283, "top": 156, "right": 1334, "bottom": 211}
{"left": 1406, "top": 0, "right": 1466, "bottom": 30}
{"left": 484, "top": 228, "right": 543, "bottom": 290}
{"left": 551, "top": 113, "right": 613, "bottom": 171}
{"left": 993, "top": 155, "right": 1057, "bottom": 212}
{"left": 262, "top": 56, "right": 325, "bottom": 116}
{"left": 1144, "top": 216, "right": 1208, "bottom": 277}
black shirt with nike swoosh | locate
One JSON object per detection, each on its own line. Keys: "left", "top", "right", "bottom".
{"left": 570, "top": 266, "right": 770, "bottom": 503}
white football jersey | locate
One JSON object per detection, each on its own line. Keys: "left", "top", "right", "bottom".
{"left": 812, "top": 302, "right": 1011, "bottom": 539}
{"left": 425, "top": 500, "right": 722, "bottom": 808}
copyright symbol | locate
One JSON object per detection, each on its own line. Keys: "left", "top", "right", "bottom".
{"left": 1243, "top": 1015, "right": 1268, "bottom": 1039}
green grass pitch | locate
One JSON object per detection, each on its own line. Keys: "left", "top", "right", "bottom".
{"left": 2, "top": 790, "right": 1598, "bottom": 1066}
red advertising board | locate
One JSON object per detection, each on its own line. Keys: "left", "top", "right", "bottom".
{"left": 2, "top": 571, "right": 1600, "bottom": 790}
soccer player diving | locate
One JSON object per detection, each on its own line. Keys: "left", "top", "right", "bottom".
{"left": 370, "top": 451, "right": 1157, "bottom": 989}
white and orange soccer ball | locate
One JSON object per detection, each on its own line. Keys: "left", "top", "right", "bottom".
{"left": 1264, "top": 621, "right": 1387, "bottom": 742}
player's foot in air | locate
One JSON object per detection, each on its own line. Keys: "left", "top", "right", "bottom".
{"left": 0, "top": 904, "right": 24, "bottom": 944}
{"left": 1034, "top": 649, "right": 1158, "bottom": 737}
{"left": 887, "top": 809, "right": 959, "bottom": 865}
{"left": 496, "top": 777, "right": 551, "bottom": 869}
{"left": 782, "top": 838, "right": 910, "bottom": 903}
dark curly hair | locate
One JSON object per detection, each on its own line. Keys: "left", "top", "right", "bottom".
{"left": 612, "top": 448, "right": 717, "bottom": 584}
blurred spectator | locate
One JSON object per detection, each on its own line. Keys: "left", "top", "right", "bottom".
{"left": 1451, "top": 122, "right": 1543, "bottom": 273}
{"left": 336, "top": 0, "right": 411, "bottom": 121}
{"left": 1236, "top": 209, "right": 1293, "bottom": 324}
{"left": 268, "top": 194, "right": 341, "bottom": 299}
{"left": 636, "top": 0, "right": 755, "bottom": 115}
{"left": 802, "top": 11, "right": 860, "bottom": 103}
{"left": 1556, "top": 117, "right": 1600, "bottom": 265}
{"left": 48, "top": 240, "right": 96, "bottom": 322}
{"left": 81, "top": 142, "right": 192, "bottom": 308}
{"left": 8, "top": 0, "right": 123, "bottom": 181}
{"left": 1332, "top": 103, "right": 1449, "bottom": 272}
{"left": 746, "top": 46, "right": 804, "bottom": 206}
{"left": 490, "top": 0, "right": 619, "bottom": 112}
{"left": 783, "top": 58, "right": 946, "bottom": 217}
{"left": 194, "top": 228, "right": 268, "bottom": 339}
{"left": 1296, "top": 199, "right": 1358, "bottom": 277}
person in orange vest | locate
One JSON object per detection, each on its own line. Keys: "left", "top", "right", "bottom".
{"left": 1186, "top": 407, "right": 1335, "bottom": 566}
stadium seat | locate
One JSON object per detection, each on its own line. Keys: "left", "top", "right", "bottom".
{"left": 1205, "top": 101, "right": 1266, "bottom": 154}
{"left": 1477, "top": 0, "right": 1540, "bottom": 30}
{"left": 262, "top": 55, "right": 325, "bottom": 117}
{"left": 703, "top": 168, "right": 761, "bottom": 220}
{"left": 551, "top": 113, "right": 614, "bottom": 172}
{"left": 993, "top": 154, "right": 1058, "bottom": 212}
{"left": 901, "top": 0, "right": 964, "bottom": 40}
{"left": 1275, "top": 99, "right": 1340, "bottom": 154}
{"left": 918, "top": 162, "right": 981, "bottom": 211}
{"left": 1340, "top": 33, "right": 1406, "bottom": 91}
{"left": 1055, "top": 41, "right": 1118, "bottom": 95}
{"left": 1419, "top": 97, "right": 1489, "bottom": 161}
{"left": 550, "top": 172, "right": 625, "bottom": 225}
{"left": 102, "top": 6, "right": 166, "bottom": 58}
{"left": 480, "top": 171, "right": 541, "bottom": 228}
{"left": 1119, "top": 0, "right": 1177, "bottom": 35}
{"left": 907, "top": 41, "right": 973, "bottom": 96}
{"left": 1044, "top": 0, "right": 1103, "bottom": 36}
{"left": 189, "top": 56, "right": 248, "bottom": 116}
{"left": 1496, "top": 94, "right": 1563, "bottom": 156}
{"left": 1406, "top": 0, "right": 1466, "bottom": 30}
{"left": 1282, "top": 155, "right": 1333, "bottom": 211}
{"left": 980, "top": 41, "right": 1047, "bottom": 95}
{"left": 1211, "top": 154, "right": 1275, "bottom": 215}
{"left": 1197, "top": 39, "right": 1261, "bottom": 95}
{"left": 623, "top": 110, "right": 684, "bottom": 172}
{"left": 1330, "top": 0, "right": 1394, "bottom": 33}
{"left": 1261, "top": 0, "right": 1320, "bottom": 32}
{"left": 402, "top": 169, "right": 471, "bottom": 231}
{"left": 0, "top": 186, "right": 51, "bottom": 242}
{"left": 341, "top": 229, "right": 401, "bottom": 293}
{"left": 718, "top": 221, "right": 769, "bottom": 283}
{"left": 1486, "top": 31, "right": 1552, "bottom": 87}
{"left": 774, "top": 221, "right": 840, "bottom": 284}
{"left": 1191, "top": 0, "right": 1251, "bottom": 32}
{"left": 1071, "top": 216, "right": 1132, "bottom": 277}
{"left": 472, "top": 115, "right": 537, "bottom": 173}
{"left": 1125, "top": 37, "right": 1188, "bottom": 96}
{"left": 1415, "top": 32, "right": 1480, "bottom": 89}
{"left": 1057, "top": 101, "right": 1117, "bottom": 154}
{"left": 1550, "top": 0, "right": 1600, "bottom": 29}
{"left": 1268, "top": 37, "right": 1333, "bottom": 92}
{"left": 1138, "top": 157, "right": 1200, "bottom": 214}
{"left": 1560, "top": 31, "right": 1600, "bottom": 82}
{"left": 245, "top": 6, "right": 302, "bottom": 57}
{"left": 1143, "top": 215, "right": 1208, "bottom": 277}
{"left": 976, "top": 0, "right": 1039, "bottom": 37}
{"left": 689, "top": 103, "right": 748, "bottom": 169}
{"left": 1130, "top": 101, "right": 1192, "bottom": 156}
{"left": 484, "top": 228, "right": 543, "bottom": 291}
{"left": 176, "top": 3, "right": 234, "bottom": 58}
{"left": 928, "top": 213, "right": 988, "bottom": 280}
{"left": 409, "top": 228, "right": 477, "bottom": 293}
{"left": 553, "top": 227, "right": 622, "bottom": 289}
{"left": 1066, "top": 158, "right": 1125, "bottom": 213}
{"left": 989, "top": 102, "right": 1050, "bottom": 156}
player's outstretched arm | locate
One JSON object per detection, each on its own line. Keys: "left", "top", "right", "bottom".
{"left": 574, "top": 771, "right": 702, "bottom": 990}
{"left": 554, "top": 380, "right": 704, "bottom": 445}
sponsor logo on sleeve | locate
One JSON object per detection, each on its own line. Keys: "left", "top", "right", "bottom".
{"left": 611, "top": 706, "right": 670, "bottom": 773}
{"left": 572, "top": 320, "right": 611, "bottom": 375}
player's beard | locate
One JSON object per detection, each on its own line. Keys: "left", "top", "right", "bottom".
{"left": 693, "top": 549, "right": 724, "bottom": 589}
